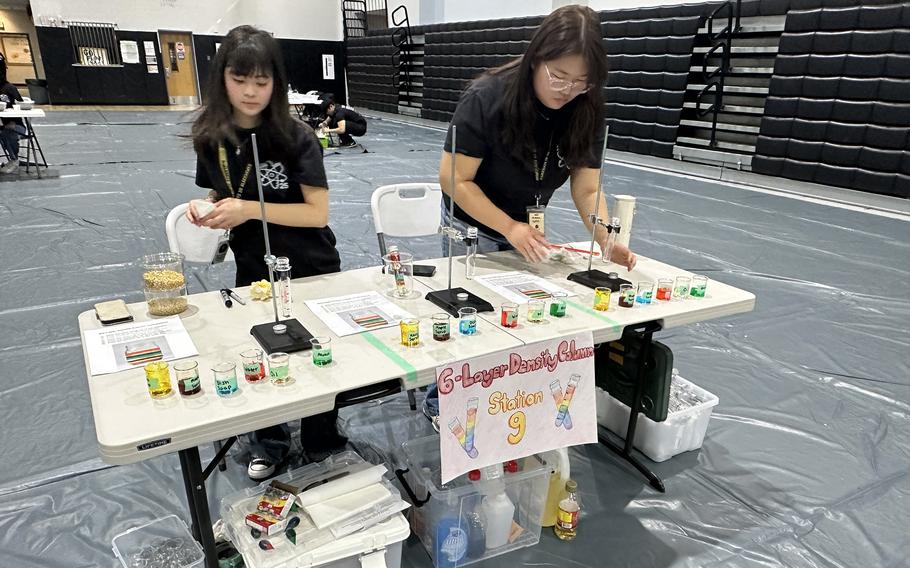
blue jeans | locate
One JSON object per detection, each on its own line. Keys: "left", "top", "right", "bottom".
{"left": 0, "top": 124, "right": 26, "bottom": 161}
{"left": 425, "top": 206, "right": 515, "bottom": 416}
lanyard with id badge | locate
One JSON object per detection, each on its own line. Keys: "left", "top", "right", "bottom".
{"left": 211, "top": 142, "right": 253, "bottom": 263}
{"left": 527, "top": 132, "right": 554, "bottom": 232}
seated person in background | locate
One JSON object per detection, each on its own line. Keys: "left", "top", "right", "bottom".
{"left": 318, "top": 94, "right": 367, "bottom": 147}
{"left": 0, "top": 64, "right": 26, "bottom": 175}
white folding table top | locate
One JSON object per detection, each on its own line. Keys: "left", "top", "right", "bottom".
{"left": 0, "top": 108, "right": 46, "bottom": 118}
{"left": 79, "top": 264, "right": 523, "bottom": 465}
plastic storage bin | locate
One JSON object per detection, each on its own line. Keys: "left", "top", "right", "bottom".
{"left": 596, "top": 374, "right": 719, "bottom": 462}
{"left": 397, "top": 436, "right": 549, "bottom": 568}
{"left": 112, "top": 514, "right": 203, "bottom": 568}
{"left": 221, "top": 451, "right": 410, "bottom": 568}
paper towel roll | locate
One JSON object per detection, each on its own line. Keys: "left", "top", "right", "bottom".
{"left": 296, "top": 464, "right": 388, "bottom": 507}
{"left": 613, "top": 195, "right": 636, "bottom": 248}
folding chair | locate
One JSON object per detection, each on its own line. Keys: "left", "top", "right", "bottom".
{"left": 370, "top": 183, "right": 443, "bottom": 410}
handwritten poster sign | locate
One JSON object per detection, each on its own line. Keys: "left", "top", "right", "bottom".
{"left": 437, "top": 332, "right": 597, "bottom": 484}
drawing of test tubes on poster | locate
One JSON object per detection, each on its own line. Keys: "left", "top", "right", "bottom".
{"left": 448, "top": 417, "right": 479, "bottom": 459}
{"left": 464, "top": 397, "right": 479, "bottom": 454}
{"left": 554, "top": 374, "right": 580, "bottom": 428}
{"left": 549, "top": 380, "right": 574, "bottom": 430}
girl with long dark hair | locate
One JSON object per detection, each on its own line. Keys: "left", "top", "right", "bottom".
{"left": 426, "top": 5, "right": 637, "bottom": 426}
{"left": 186, "top": 25, "right": 344, "bottom": 480}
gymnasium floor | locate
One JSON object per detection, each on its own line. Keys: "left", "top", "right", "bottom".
{"left": 1, "top": 108, "right": 907, "bottom": 567}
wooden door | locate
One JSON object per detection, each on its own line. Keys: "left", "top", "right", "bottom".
{"left": 159, "top": 32, "right": 198, "bottom": 104}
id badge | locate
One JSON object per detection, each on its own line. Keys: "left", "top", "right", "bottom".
{"left": 212, "top": 230, "right": 232, "bottom": 265}
{"left": 526, "top": 205, "right": 545, "bottom": 233}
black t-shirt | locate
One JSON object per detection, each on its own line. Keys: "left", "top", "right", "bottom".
{"left": 0, "top": 82, "right": 23, "bottom": 127}
{"left": 443, "top": 74, "right": 605, "bottom": 239}
{"left": 329, "top": 107, "right": 366, "bottom": 130}
{"left": 195, "top": 121, "right": 341, "bottom": 286}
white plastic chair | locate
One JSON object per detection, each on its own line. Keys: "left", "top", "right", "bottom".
{"left": 370, "top": 183, "right": 442, "bottom": 411}
{"left": 370, "top": 183, "right": 443, "bottom": 257}
{"left": 165, "top": 202, "right": 235, "bottom": 263}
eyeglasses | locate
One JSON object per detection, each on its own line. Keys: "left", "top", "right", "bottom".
{"left": 544, "top": 64, "right": 593, "bottom": 94}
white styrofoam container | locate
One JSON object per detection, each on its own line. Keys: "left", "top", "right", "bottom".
{"left": 596, "top": 375, "right": 719, "bottom": 462}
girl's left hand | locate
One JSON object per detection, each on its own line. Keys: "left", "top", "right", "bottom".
{"left": 201, "top": 198, "right": 250, "bottom": 230}
{"left": 604, "top": 242, "right": 637, "bottom": 271}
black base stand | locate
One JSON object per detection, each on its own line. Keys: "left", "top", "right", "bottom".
{"left": 251, "top": 318, "right": 313, "bottom": 354}
{"left": 425, "top": 287, "right": 494, "bottom": 318}
{"left": 598, "top": 320, "right": 666, "bottom": 493}
{"left": 568, "top": 269, "right": 631, "bottom": 292}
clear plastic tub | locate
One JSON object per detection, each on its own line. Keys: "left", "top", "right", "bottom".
{"left": 220, "top": 451, "right": 410, "bottom": 568}
{"left": 397, "top": 436, "right": 549, "bottom": 568}
{"left": 596, "top": 374, "right": 719, "bottom": 462}
{"left": 111, "top": 514, "right": 203, "bottom": 568}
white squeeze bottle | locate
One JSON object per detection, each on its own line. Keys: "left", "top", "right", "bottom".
{"left": 479, "top": 464, "right": 515, "bottom": 549}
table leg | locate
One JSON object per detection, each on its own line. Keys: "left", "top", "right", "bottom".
{"left": 597, "top": 321, "right": 666, "bottom": 493}
{"left": 29, "top": 118, "right": 48, "bottom": 169}
{"left": 179, "top": 447, "right": 219, "bottom": 568}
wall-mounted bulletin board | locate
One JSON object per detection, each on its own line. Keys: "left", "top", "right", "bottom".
{"left": 0, "top": 33, "right": 38, "bottom": 85}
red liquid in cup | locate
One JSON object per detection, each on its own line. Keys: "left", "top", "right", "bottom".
{"left": 656, "top": 287, "right": 672, "bottom": 301}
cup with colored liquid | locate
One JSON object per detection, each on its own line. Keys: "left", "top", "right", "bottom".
{"left": 268, "top": 352, "right": 291, "bottom": 386}
{"left": 527, "top": 299, "right": 546, "bottom": 323}
{"left": 431, "top": 313, "right": 450, "bottom": 341}
{"left": 458, "top": 307, "right": 477, "bottom": 335}
{"left": 382, "top": 251, "right": 414, "bottom": 299}
{"left": 310, "top": 337, "right": 333, "bottom": 366}
{"left": 690, "top": 275, "right": 708, "bottom": 298}
{"left": 500, "top": 302, "right": 519, "bottom": 328}
{"left": 399, "top": 318, "right": 420, "bottom": 347}
{"left": 549, "top": 292, "right": 568, "bottom": 317}
{"left": 144, "top": 361, "right": 173, "bottom": 398}
{"left": 593, "top": 287, "right": 611, "bottom": 311}
{"left": 636, "top": 282, "right": 654, "bottom": 305}
{"left": 212, "top": 362, "right": 239, "bottom": 396}
{"left": 173, "top": 360, "right": 201, "bottom": 396}
{"left": 656, "top": 279, "right": 673, "bottom": 301}
{"left": 240, "top": 348, "right": 266, "bottom": 383}
{"left": 673, "top": 276, "right": 691, "bottom": 300}
{"left": 618, "top": 284, "right": 635, "bottom": 308}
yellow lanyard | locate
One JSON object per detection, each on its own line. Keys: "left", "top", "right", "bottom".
{"left": 217, "top": 143, "right": 253, "bottom": 198}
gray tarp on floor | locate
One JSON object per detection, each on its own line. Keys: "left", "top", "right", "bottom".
{"left": 0, "top": 110, "right": 907, "bottom": 567}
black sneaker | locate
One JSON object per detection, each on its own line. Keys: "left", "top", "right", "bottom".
{"left": 422, "top": 401, "right": 440, "bottom": 433}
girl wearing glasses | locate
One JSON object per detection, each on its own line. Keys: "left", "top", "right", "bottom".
{"left": 425, "top": 5, "right": 636, "bottom": 430}
{"left": 439, "top": 4, "right": 636, "bottom": 268}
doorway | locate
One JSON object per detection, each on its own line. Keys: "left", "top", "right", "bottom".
{"left": 158, "top": 31, "right": 199, "bottom": 105}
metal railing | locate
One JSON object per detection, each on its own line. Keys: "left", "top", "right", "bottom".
{"left": 695, "top": 0, "right": 741, "bottom": 147}
{"left": 342, "top": 0, "right": 389, "bottom": 39}
{"left": 390, "top": 4, "right": 413, "bottom": 99}
{"left": 65, "top": 21, "right": 122, "bottom": 66}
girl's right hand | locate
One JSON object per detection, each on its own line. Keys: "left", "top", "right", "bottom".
{"left": 505, "top": 222, "right": 551, "bottom": 263}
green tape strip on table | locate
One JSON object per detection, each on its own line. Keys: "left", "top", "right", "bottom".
{"left": 362, "top": 331, "right": 419, "bottom": 385}
{"left": 566, "top": 299, "right": 622, "bottom": 335}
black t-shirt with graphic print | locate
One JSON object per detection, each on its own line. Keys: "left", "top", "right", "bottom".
{"left": 443, "top": 73, "right": 605, "bottom": 240}
{"left": 195, "top": 121, "right": 341, "bottom": 286}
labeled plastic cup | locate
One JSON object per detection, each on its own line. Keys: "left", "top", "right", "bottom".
{"left": 310, "top": 337, "right": 333, "bottom": 366}
{"left": 400, "top": 318, "right": 420, "bottom": 347}
{"left": 593, "top": 287, "right": 611, "bottom": 311}
{"left": 173, "top": 360, "right": 201, "bottom": 396}
{"left": 656, "top": 279, "right": 673, "bottom": 301}
{"left": 527, "top": 299, "right": 546, "bottom": 323}
{"left": 500, "top": 302, "right": 519, "bottom": 328}
{"left": 382, "top": 251, "right": 414, "bottom": 298}
{"left": 549, "top": 292, "right": 568, "bottom": 317}
{"left": 144, "top": 361, "right": 173, "bottom": 398}
{"left": 431, "top": 313, "right": 451, "bottom": 341}
{"left": 458, "top": 307, "right": 477, "bottom": 335}
{"left": 618, "top": 284, "right": 635, "bottom": 308}
{"left": 673, "top": 276, "right": 691, "bottom": 300}
{"left": 212, "top": 362, "right": 239, "bottom": 396}
{"left": 240, "top": 348, "right": 266, "bottom": 383}
{"left": 267, "top": 352, "right": 291, "bottom": 386}
{"left": 636, "top": 282, "right": 654, "bottom": 305}
{"left": 690, "top": 275, "right": 708, "bottom": 298}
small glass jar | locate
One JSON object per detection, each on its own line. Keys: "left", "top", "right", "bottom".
{"left": 500, "top": 302, "right": 519, "bottom": 328}
{"left": 211, "top": 362, "right": 238, "bottom": 396}
{"left": 690, "top": 275, "right": 708, "bottom": 298}
{"left": 268, "top": 352, "right": 291, "bottom": 386}
{"left": 636, "top": 282, "right": 654, "bottom": 305}
{"left": 618, "top": 284, "right": 635, "bottom": 308}
{"left": 141, "top": 252, "right": 188, "bottom": 316}
{"left": 593, "top": 287, "right": 611, "bottom": 311}
{"left": 173, "top": 360, "right": 201, "bottom": 396}
{"left": 144, "top": 361, "right": 172, "bottom": 398}
{"left": 458, "top": 307, "right": 477, "bottom": 335}
{"left": 527, "top": 299, "right": 546, "bottom": 323}
{"left": 399, "top": 318, "right": 420, "bottom": 347}
{"left": 549, "top": 292, "right": 568, "bottom": 317}
{"left": 240, "top": 348, "right": 266, "bottom": 383}
{"left": 431, "top": 313, "right": 451, "bottom": 341}
{"left": 310, "top": 337, "right": 333, "bottom": 366}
